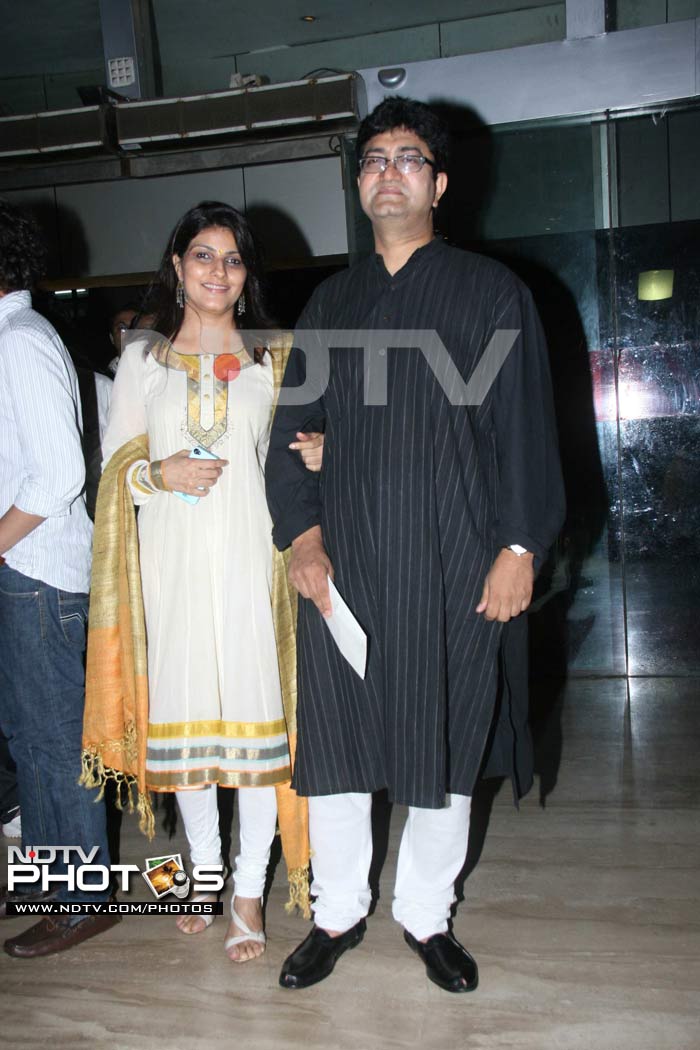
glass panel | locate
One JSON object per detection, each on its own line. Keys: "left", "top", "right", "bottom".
{"left": 342, "top": 105, "right": 700, "bottom": 679}
{"left": 609, "top": 169, "right": 700, "bottom": 674}
{"left": 444, "top": 121, "right": 626, "bottom": 676}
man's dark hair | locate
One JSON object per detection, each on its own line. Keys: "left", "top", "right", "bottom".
{"left": 0, "top": 199, "right": 48, "bottom": 292}
{"left": 356, "top": 96, "right": 450, "bottom": 175}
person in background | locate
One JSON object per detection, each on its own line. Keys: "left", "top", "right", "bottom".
{"left": 0, "top": 730, "right": 20, "bottom": 839}
{"left": 0, "top": 198, "right": 117, "bottom": 956}
{"left": 108, "top": 303, "right": 139, "bottom": 375}
{"left": 75, "top": 363, "right": 113, "bottom": 520}
{"left": 77, "top": 300, "right": 146, "bottom": 516}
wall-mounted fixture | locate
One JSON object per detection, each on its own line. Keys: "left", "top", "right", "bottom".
{"left": 377, "top": 68, "right": 406, "bottom": 89}
{"left": 638, "top": 269, "right": 674, "bottom": 301}
{"left": 98, "top": 0, "right": 156, "bottom": 101}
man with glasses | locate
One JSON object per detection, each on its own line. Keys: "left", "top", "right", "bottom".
{"left": 266, "top": 97, "right": 564, "bottom": 992}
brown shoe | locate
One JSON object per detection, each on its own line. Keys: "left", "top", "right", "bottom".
{"left": 4, "top": 912, "right": 121, "bottom": 958}
{"left": 0, "top": 884, "right": 58, "bottom": 919}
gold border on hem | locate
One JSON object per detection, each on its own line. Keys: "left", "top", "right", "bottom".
{"left": 146, "top": 765, "right": 292, "bottom": 789}
{"left": 147, "top": 718, "right": 288, "bottom": 739}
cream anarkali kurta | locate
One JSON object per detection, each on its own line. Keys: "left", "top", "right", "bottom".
{"left": 102, "top": 336, "right": 290, "bottom": 790}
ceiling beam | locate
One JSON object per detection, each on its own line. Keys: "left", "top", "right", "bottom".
{"left": 0, "top": 126, "right": 351, "bottom": 191}
{"left": 566, "top": 0, "right": 608, "bottom": 40}
{"left": 360, "top": 20, "right": 697, "bottom": 125}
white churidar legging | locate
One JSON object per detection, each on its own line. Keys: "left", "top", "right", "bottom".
{"left": 309, "top": 792, "right": 471, "bottom": 941}
{"left": 175, "top": 784, "right": 278, "bottom": 899}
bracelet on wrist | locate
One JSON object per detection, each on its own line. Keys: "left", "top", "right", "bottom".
{"left": 149, "top": 460, "right": 170, "bottom": 492}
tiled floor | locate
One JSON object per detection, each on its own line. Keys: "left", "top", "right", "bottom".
{"left": 1, "top": 677, "right": 698, "bottom": 1050}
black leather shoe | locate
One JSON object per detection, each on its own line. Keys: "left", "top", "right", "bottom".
{"left": 404, "top": 929, "right": 479, "bottom": 993}
{"left": 279, "top": 918, "right": 366, "bottom": 989}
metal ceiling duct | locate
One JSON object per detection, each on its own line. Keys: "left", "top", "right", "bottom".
{"left": 0, "top": 106, "right": 109, "bottom": 158}
{"left": 0, "top": 74, "right": 364, "bottom": 165}
{"left": 115, "top": 74, "right": 365, "bottom": 146}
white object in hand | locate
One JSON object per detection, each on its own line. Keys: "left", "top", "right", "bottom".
{"left": 324, "top": 575, "right": 368, "bottom": 680}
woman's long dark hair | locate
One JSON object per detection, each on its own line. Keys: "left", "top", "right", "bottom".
{"left": 146, "top": 201, "right": 275, "bottom": 349}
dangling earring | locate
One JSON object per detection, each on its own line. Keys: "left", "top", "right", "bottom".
{"left": 176, "top": 280, "right": 185, "bottom": 309}
{"left": 237, "top": 291, "right": 246, "bottom": 317}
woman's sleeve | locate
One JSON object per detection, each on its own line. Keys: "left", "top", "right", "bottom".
{"left": 102, "top": 344, "right": 156, "bottom": 505}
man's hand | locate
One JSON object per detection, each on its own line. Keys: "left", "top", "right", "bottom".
{"left": 288, "top": 432, "right": 324, "bottom": 473}
{"left": 476, "top": 548, "right": 534, "bottom": 623}
{"left": 289, "top": 525, "right": 334, "bottom": 617}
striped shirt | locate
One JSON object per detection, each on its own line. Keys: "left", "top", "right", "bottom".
{"left": 0, "top": 290, "right": 92, "bottom": 593}
{"left": 267, "top": 238, "right": 565, "bottom": 806}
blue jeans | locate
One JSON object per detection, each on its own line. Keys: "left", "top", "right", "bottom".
{"left": 0, "top": 564, "right": 110, "bottom": 902}
{"left": 0, "top": 727, "right": 19, "bottom": 824}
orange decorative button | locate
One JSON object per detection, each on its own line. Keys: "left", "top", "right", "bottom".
{"left": 214, "top": 354, "right": 242, "bottom": 382}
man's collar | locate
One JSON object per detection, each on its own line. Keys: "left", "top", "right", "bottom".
{"left": 0, "top": 289, "right": 31, "bottom": 318}
{"left": 372, "top": 235, "right": 444, "bottom": 281}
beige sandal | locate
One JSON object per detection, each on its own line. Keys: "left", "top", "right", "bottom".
{"left": 176, "top": 893, "right": 216, "bottom": 934}
{"left": 224, "top": 902, "right": 266, "bottom": 961}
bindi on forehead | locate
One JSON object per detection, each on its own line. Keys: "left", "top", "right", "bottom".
{"left": 190, "top": 242, "right": 241, "bottom": 256}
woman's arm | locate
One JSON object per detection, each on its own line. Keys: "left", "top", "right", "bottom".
{"left": 102, "top": 343, "right": 154, "bottom": 504}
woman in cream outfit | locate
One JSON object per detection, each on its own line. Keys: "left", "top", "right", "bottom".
{"left": 102, "top": 201, "right": 320, "bottom": 961}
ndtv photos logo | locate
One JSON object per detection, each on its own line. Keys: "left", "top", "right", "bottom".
{"left": 7, "top": 845, "right": 224, "bottom": 898}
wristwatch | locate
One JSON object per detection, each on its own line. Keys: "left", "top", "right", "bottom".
{"left": 508, "top": 544, "right": 529, "bottom": 556}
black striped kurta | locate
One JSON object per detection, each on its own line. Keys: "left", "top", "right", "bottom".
{"left": 266, "top": 238, "right": 564, "bottom": 808}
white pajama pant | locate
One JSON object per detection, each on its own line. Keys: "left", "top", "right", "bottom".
{"left": 175, "top": 784, "right": 278, "bottom": 899}
{"left": 309, "top": 792, "right": 471, "bottom": 941}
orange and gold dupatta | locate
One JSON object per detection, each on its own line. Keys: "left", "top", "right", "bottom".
{"left": 81, "top": 335, "right": 310, "bottom": 914}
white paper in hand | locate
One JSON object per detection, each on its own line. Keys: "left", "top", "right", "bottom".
{"left": 324, "top": 575, "right": 367, "bottom": 679}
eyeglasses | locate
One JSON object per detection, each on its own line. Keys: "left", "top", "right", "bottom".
{"left": 358, "top": 153, "right": 436, "bottom": 176}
